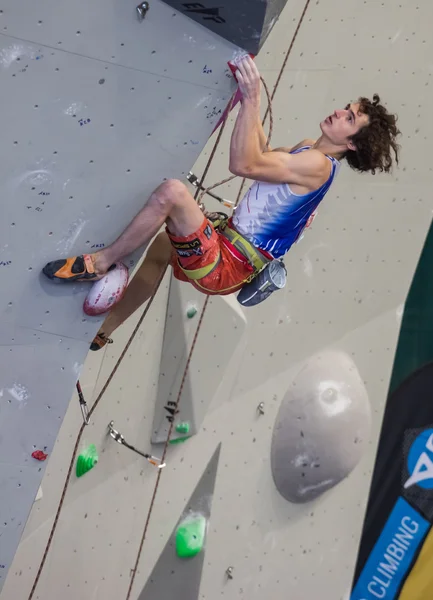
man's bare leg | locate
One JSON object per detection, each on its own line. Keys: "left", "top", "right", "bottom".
{"left": 95, "top": 231, "right": 172, "bottom": 340}
{"left": 93, "top": 210, "right": 227, "bottom": 347}
{"left": 43, "top": 179, "right": 205, "bottom": 283}
{"left": 92, "top": 179, "right": 204, "bottom": 274}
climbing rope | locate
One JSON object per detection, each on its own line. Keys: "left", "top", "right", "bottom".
{"left": 27, "top": 65, "right": 236, "bottom": 600}
{"left": 28, "top": 2, "right": 311, "bottom": 596}
{"left": 124, "top": 77, "right": 276, "bottom": 600}
{"left": 27, "top": 263, "right": 168, "bottom": 600}
{"left": 125, "top": 0, "right": 313, "bottom": 593}
{"left": 195, "top": 75, "right": 274, "bottom": 207}
{"left": 125, "top": 295, "right": 211, "bottom": 599}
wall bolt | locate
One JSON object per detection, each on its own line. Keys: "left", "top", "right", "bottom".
{"left": 136, "top": 2, "right": 150, "bottom": 20}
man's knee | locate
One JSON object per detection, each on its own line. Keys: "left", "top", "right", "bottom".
{"left": 152, "top": 179, "right": 188, "bottom": 210}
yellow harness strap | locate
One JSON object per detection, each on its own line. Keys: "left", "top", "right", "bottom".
{"left": 177, "top": 219, "right": 270, "bottom": 283}
{"left": 219, "top": 220, "right": 269, "bottom": 273}
{"left": 178, "top": 254, "right": 221, "bottom": 281}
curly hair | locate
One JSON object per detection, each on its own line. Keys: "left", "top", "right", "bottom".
{"left": 344, "top": 94, "right": 401, "bottom": 175}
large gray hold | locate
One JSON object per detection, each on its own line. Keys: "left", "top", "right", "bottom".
{"left": 271, "top": 350, "right": 371, "bottom": 503}
{"left": 160, "top": 0, "right": 290, "bottom": 55}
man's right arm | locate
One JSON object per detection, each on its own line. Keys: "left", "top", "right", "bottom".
{"left": 257, "top": 114, "right": 271, "bottom": 151}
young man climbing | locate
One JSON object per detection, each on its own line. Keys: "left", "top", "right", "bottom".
{"left": 42, "top": 55, "right": 401, "bottom": 350}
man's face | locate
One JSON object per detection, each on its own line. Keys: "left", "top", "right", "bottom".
{"left": 320, "top": 102, "right": 369, "bottom": 149}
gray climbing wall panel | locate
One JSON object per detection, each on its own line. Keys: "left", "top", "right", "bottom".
{"left": 161, "top": 0, "right": 290, "bottom": 54}
{"left": 0, "top": 0, "right": 239, "bottom": 589}
{"left": 151, "top": 279, "right": 246, "bottom": 444}
{"left": 137, "top": 444, "right": 221, "bottom": 599}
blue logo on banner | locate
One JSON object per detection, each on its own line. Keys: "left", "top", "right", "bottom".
{"left": 351, "top": 497, "right": 429, "bottom": 600}
{"left": 405, "top": 428, "right": 433, "bottom": 490}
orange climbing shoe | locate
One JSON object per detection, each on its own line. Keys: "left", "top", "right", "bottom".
{"left": 90, "top": 332, "right": 113, "bottom": 352}
{"left": 42, "top": 254, "right": 107, "bottom": 282}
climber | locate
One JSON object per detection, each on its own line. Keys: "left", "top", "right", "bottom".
{"left": 42, "top": 55, "right": 401, "bottom": 350}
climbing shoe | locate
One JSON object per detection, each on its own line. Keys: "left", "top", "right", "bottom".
{"left": 42, "top": 254, "right": 99, "bottom": 282}
{"left": 90, "top": 332, "right": 113, "bottom": 352}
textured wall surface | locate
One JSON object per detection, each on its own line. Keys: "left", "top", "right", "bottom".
{"left": 1, "top": 0, "right": 432, "bottom": 599}
{"left": 0, "top": 0, "right": 237, "bottom": 590}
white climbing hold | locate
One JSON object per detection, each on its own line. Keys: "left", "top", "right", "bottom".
{"left": 271, "top": 349, "right": 371, "bottom": 503}
{"left": 83, "top": 262, "right": 129, "bottom": 316}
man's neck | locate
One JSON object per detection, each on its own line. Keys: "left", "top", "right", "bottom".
{"left": 311, "top": 135, "right": 346, "bottom": 161}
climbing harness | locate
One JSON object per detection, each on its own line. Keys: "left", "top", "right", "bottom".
{"left": 107, "top": 421, "right": 166, "bottom": 468}
{"left": 176, "top": 213, "right": 286, "bottom": 304}
{"left": 219, "top": 219, "right": 271, "bottom": 274}
{"left": 174, "top": 214, "right": 273, "bottom": 289}
{"left": 28, "top": 1, "right": 313, "bottom": 594}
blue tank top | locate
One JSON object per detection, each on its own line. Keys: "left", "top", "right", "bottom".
{"left": 232, "top": 146, "right": 340, "bottom": 258}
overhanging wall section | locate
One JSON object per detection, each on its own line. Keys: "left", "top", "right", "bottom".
{"left": 0, "top": 0, "right": 239, "bottom": 589}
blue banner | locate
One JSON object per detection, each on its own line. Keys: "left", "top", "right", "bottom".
{"left": 351, "top": 497, "right": 429, "bottom": 600}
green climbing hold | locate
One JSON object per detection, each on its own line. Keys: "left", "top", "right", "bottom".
{"left": 76, "top": 444, "right": 98, "bottom": 478}
{"left": 175, "top": 514, "right": 206, "bottom": 558}
{"left": 186, "top": 305, "right": 198, "bottom": 319}
{"left": 169, "top": 435, "right": 191, "bottom": 445}
{"left": 176, "top": 422, "right": 190, "bottom": 434}
{"left": 169, "top": 423, "right": 191, "bottom": 444}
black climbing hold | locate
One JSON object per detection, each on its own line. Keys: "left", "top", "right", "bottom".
{"left": 159, "top": 0, "right": 291, "bottom": 54}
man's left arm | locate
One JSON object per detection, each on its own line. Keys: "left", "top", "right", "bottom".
{"left": 229, "top": 56, "right": 327, "bottom": 187}
{"left": 233, "top": 141, "right": 329, "bottom": 187}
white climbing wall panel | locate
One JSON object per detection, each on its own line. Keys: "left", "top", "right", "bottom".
{"left": 151, "top": 282, "right": 247, "bottom": 444}
{"left": 2, "top": 0, "right": 433, "bottom": 599}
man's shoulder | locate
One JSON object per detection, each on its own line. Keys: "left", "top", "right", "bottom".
{"left": 292, "top": 146, "right": 329, "bottom": 173}
{"left": 286, "top": 146, "right": 332, "bottom": 191}
{"left": 291, "top": 138, "right": 316, "bottom": 152}
{"left": 271, "top": 139, "right": 316, "bottom": 154}
{"left": 299, "top": 138, "right": 316, "bottom": 148}
{"left": 286, "top": 140, "right": 330, "bottom": 174}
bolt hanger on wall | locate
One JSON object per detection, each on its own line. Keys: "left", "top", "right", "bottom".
{"left": 136, "top": 1, "right": 150, "bottom": 21}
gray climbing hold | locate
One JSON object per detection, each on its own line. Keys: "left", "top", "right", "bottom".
{"left": 271, "top": 350, "right": 371, "bottom": 503}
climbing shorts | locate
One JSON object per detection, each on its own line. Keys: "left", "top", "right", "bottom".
{"left": 167, "top": 216, "right": 255, "bottom": 295}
